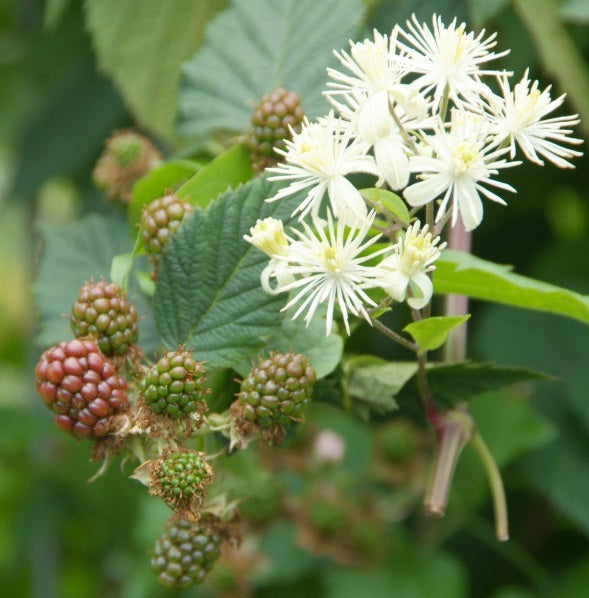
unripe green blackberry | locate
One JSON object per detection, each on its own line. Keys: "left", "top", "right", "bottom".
{"left": 237, "top": 352, "right": 316, "bottom": 428}
{"left": 246, "top": 87, "right": 304, "bottom": 172}
{"left": 152, "top": 450, "right": 213, "bottom": 512}
{"left": 70, "top": 280, "right": 139, "bottom": 356}
{"left": 141, "top": 349, "right": 208, "bottom": 419}
{"left": 139, "top": 193, "right": 192, "bottom": 261}
{"left": 150, "top": 519, "right": 223, "bottom": 589}
{"left": 34, "top": 338, "right": 129, "bottom": 438}
{"left": 93, "top": 129, "right": 161, "bottom": 203}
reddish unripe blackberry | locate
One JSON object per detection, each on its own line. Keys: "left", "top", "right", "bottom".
{"left": 35, "top": 339, "right": 128, "bottom": 438}
{"left": 70, "top": 280, "right": 139, "bottom": 356}
{"left": 141, "top": 349, "right": 208, "bottom": 419}
{"left": 139, "top": 193, "right": 192, "bottom": 261}
{"left": 154, "top": 450, "right": 213, "bottom": 512}
{"left": 92, "top": 129, "right": 161, "bottom": 203}
{"left": 150, "top": 519, "right": 222, "bottom": 589}
{"left": 237, "top": 352, "right": 316, "bottom": 428}
{"left": 246, "top": 87, "right": 304, "bottom": 172}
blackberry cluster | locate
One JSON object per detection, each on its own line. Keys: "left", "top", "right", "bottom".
{"left": 154, "top": 450, "right": 213, "bottom": 511}
{"left": 139, "top": 193, "right": 192, "bottom": 266}
{"left": 141, "top": 349, "right": 208, "bottom": 419}
{"left": 236, "top": 352, "right": 316, "bottom": 428}
{"left": 70, "top": 280, "right": 138, "bottom": 356}
{"left": 34, "top": 339, "right": 128, "bottom": 438}
{"left": 246, "top": 87, "right": 304, "bottom": 172}
{"left": 92, "top": 129, "right": 161, "bottom": 203}
{"left": 150, "top": 519, "right": 223, "bottom": 589}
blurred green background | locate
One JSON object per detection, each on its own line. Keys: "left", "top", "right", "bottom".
{"left": 2, "top": 0, "right": 589, "bottom": 596}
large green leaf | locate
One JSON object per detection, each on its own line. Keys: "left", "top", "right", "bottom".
{"left": 434, "top": 249, "right": 589, "bottom": 325}
{"left": 177, "top": 0, "right": 364, "bottom": 140}
{"left": 153, "top": 176, "right": 302, "bottom": 368}
{"left": 84, "top": 0, "right": 226, "bottom": 141}
{"left": 33, "top": 212, "right": 160, "bottom": 354}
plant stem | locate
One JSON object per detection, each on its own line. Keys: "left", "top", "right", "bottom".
{"left": 370, "top": 316, "right": 419, "bottom": 352}
{"left": 471, "top": 431, "right": 510, "bottom": 541}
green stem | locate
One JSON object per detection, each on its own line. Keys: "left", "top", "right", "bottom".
{"left": 470, "top": 431, "right": 510, "bottom": 541}
{"left": 370, "top": 316, "right": 419, "bottom": 352}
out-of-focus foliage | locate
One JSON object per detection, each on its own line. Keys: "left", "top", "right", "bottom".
{"left": 2, "top": 0, "right": 589, "bottom": 596}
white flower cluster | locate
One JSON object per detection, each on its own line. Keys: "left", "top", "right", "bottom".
{"left": 245, "top": 14, "right": 582, "bottom": 336}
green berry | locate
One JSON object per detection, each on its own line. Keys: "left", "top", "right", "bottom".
{"left": 139, "top": 193, "right": 192, "bottom": 262}
{"left": 246, "top": 87, "right": 305, "bottom": 172}
{"left": 141, "top": 349, "right": 207, "bottom": 418}
{"left": 34, "top": 338, "right": 129, "bottom": 439}
{"left": 238, "top": 352, "right": 316, "bottom": 428}
{"left": 150, "top": 519, "right": 223, "bottom": 589}
{"left": 155, "top": 451, "right": 213, "bottom": 509}
{"left": 70, "top": 280, "right": 139, "bottom": 356}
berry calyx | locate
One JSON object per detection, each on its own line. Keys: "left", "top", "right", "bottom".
{"left": 92, "top": 129, "right": 161, "bottom": 203}
{"left": 150, "top": 518, "right": 223, "bottom": 589}
{"left": 70, "top": 280, "right": 139, "bottom": 357}
{"left": 140, "top": 349, "right": 208, "bottom": 420}
{"left": 34, "top": 338, "right": 129, "bottom": 439}
{"left": 139, "top": 193, "right": 192, "bottom": 265}
{"left": 246, "top": 87, "right": 305, "bottom": 172}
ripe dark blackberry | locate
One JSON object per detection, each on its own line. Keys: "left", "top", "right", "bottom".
{"left": 139, "top": 193, "right": 192, "bottom": 264}
{"left": 150, "top": 518, "right": 223, "bottom": 589}
{"left": 34, "top": 338, "right": 128, "bottom": 438}
{"left": 70, "top": 280, "right": 139, "bottom": 356}
{"left": 92, "top": 129, "right": 161, "bottom": 203}
{"left": 140, "top": 349, "right": 208, "bottom": 419}
{"left": 236, "top": 352, "right": 316, "bottom": 429}
{"left": 246, "top": 87, "right": 304, "bottom": 172}
{"left": 151, "top": 450, "right": 213, "bottom": 514}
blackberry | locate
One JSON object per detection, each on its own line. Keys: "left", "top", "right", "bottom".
{"left": 150, "top": 518, "right": 223, "bottom": 589}
{"left": 139, "top": 193, "right": 192, "bottom": 264}
{"left": 246, "top": 87, "right": 304, "bottom": 172}
{"left": 92, "top": 129, "right": 161, "bottom": 203}
{"left": 236, "top": 352, "right": 316, "bottom": 428}
{"left": 140, "top": 349, "right": 208, "bottom": 419}
{"left": 152, "top": 450, "right": 213, "bottom": 514}
{"left": 34, "top": 338, "right": 128, "bottom": 438}
{"left": 70, "top": 280, "right": 139, "bottom": 356}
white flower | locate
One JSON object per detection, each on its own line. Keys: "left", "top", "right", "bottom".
{"left": 376, "top": 221, "right": 446, "bottom": 309}
{"left": 266, "top": 115, "right": 378, "bottom": 225}
{"left": 485, "top": 70, "right": 583, "bottom": 168}
{"left": 243, "top": 217, "right": 289, "bottom": 258}
{"left": 396, "top": 14, "right": 508, "bottom": 109}
{"left": 404, "top": 111, "right": 520, "bottom": 231}
{"left": 259, "top": 211, "right": 389, "bottom": 335}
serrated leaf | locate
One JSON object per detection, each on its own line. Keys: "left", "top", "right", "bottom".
{"left": 33, "top": 213, "right": 161, "bottom": 354}
{"left": 153, "top": 176, "right": 302, "bottom": 368}
{"left": 404, "top": 315, "right": 470, "bottom": 353}
{"left": 177, "top": 144, "right": 253, "bottom": 209}
{"left": 347, "top": 360, "right": 418, "bottom": 413}
{"left": 177, "top": 0, "right": 364, "bottom": 140}
{"left": 399, "top": 362, "right": 552, "bottom": 408}
{"left": 128, "top": 160, "right": 202, "bottom": 232}
{"left": 360, "top": 187, "right": 410, "bottom": 224}
{"left": 434, "top": 249, "right": 589, "bottom": 325}
{"left": 84, "top": 0, "right": 226, "bottom": 141}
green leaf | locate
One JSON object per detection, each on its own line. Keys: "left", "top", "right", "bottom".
{"left": 44, "top": 0, "right": 72, "bottom": 29}
{"left": 560, "top": 0, "right": 589, "bottom": 23}
{"left": 153, "top": 176, "right": 301, "bottom": 369}
{"left": 128, "top": 160, "right": 202, "bottom": 232}
{"left": 33, "top": 212, "right": 161, "bottom": 354}
{"left": 404, "top": 315, "right": 470, "bottom": 353}
{"left": 468, "top": 0, "right": 509, "bottom": 26}
{"left": 400, "top": 362, "right": 552, "bottom": 409}
{"left": 177, "top": 144, "right": 253, "bottom": 209}
{"left": 434, "top": 249, "right": 589, "bottom": 325}
{"left": 347, "top": 359, "right": 418, "bottom": 414}
{"left": 177, "top": 0, "right": 364, "bottom": 140}
{"left": 84, "top": 0, "right": 226, "bottom": 141}
{"left": 360, "top": 187, "right": 410, "bottom": 224}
